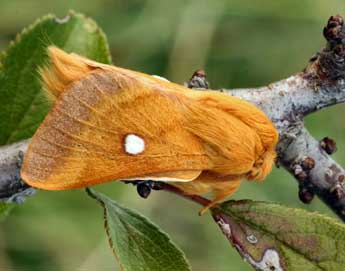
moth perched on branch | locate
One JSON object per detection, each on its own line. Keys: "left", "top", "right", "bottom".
{"left": 1, "top": 14, "right": 345, "bottom": 222}
{"left": 20, "top": 47, "right": 278, "bottom": 214}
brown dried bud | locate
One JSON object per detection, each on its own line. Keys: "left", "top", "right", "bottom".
{"left": 299, "top": 187, "right": 314, "bottom": 204}
{"left": 187, "top": 69, "right": 209, "bottom": 89}
{"left": 334, "top": 189, "right": 343, "bottom": 200}
{"left": 320, "top": 137, "right": 337, "bottom": 154}
{"left": 338, "top": 175, "right": 345, "bottom": 182}
{"left": 323, "top": 15, "right": 345, "bottom": 44}
{"left": 323, "top": 25, "right": 342, "bottom": 40}
{"left": 328, "top": 15, "right": 344, "bottom": 27}
{"left": 331, "top": 184, "right": 344, "bottom": 200}
{"left": 192, "top": 69, "right": 206, "bottom": 78}
{"left": 301, "top": 157, "right": 315, "bottom": 171}
{"left": 292, "top": 164, "right": 303, "bottom": 175}
{"left": 296, "top": 171, "right": 308, "bottom": 182}
{"left": 334, "top": 44, "right": 345, "bottom": 56}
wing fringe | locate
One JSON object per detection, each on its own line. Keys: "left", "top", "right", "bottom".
{"left": 39, "top": 46, "right": 94, "bottom": 101}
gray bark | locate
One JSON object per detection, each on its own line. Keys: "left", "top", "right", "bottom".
{"left": 0, "top": 140, "right": 35, "bottom": 203}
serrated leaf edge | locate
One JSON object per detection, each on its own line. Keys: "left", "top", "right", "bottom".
{"left": 86, "top": 188, "right": 191, "bottom": 271}
{"left": 214, "top": 200, "right": 345, "bottom": 270}
{"left": 0, "top": 10, "right": 112, "bottom": 71}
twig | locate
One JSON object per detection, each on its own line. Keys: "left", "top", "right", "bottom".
{"left": 158, "top": 183, "right": 211, "bottom": 207}
{"left": 1, "top": 15, "right": 345, "bottom": 221}
{"left": 0, "top": 140, "right": 35, "bottom": 203}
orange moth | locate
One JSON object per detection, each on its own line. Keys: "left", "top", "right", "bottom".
{"left": 21, "top": 47, "right": 279, "bottom": 214}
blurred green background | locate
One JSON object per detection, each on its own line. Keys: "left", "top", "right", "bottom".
{"left": 0, "top": 0, "right": 345, "bottom": 270}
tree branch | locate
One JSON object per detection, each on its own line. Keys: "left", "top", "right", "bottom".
{"left": 1, "top": 15, "right": 345, "bottom": 221}
{"left": 0, "top": 140, "right": 35, "bottom": 203}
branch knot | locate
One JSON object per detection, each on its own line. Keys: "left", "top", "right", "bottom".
{"left": 317, "top": 15, "right": 345, "bottom": 80}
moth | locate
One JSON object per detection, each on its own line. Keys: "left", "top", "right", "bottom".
{"left": 21, "top": 47, "right": 278, "bottom": 214}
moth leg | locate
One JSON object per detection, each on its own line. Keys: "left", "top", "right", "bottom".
{"left": 199, "top": 179, "right": 241, "bottom": 216}
{"left": 136, "top": 181, "right": 152, "bottom": 198}
{"left": 124, "top": 180, "right": 163, "bottom": 199}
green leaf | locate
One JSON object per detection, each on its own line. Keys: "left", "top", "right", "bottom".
{"left": 0, "top": 11, "right": 111, "bottom": 218}
{"left": 212, "top": 200, "right": 345, "bottom": 271}
{"left": 0, "top": 202, "right": 13, "bottom": 220}
{"left": 86, "top": 188, "right": 191, "bottom": 271}
{"left": 0, "top": 10, "right": 111, "bottom": 145}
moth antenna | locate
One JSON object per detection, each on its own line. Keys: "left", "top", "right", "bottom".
{"left": 39, "top": 46, "right": 94, "bottom": 101}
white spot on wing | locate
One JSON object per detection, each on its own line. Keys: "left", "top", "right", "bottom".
{"left": 124, "top": 134, "right": 145, "bottom": 155}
